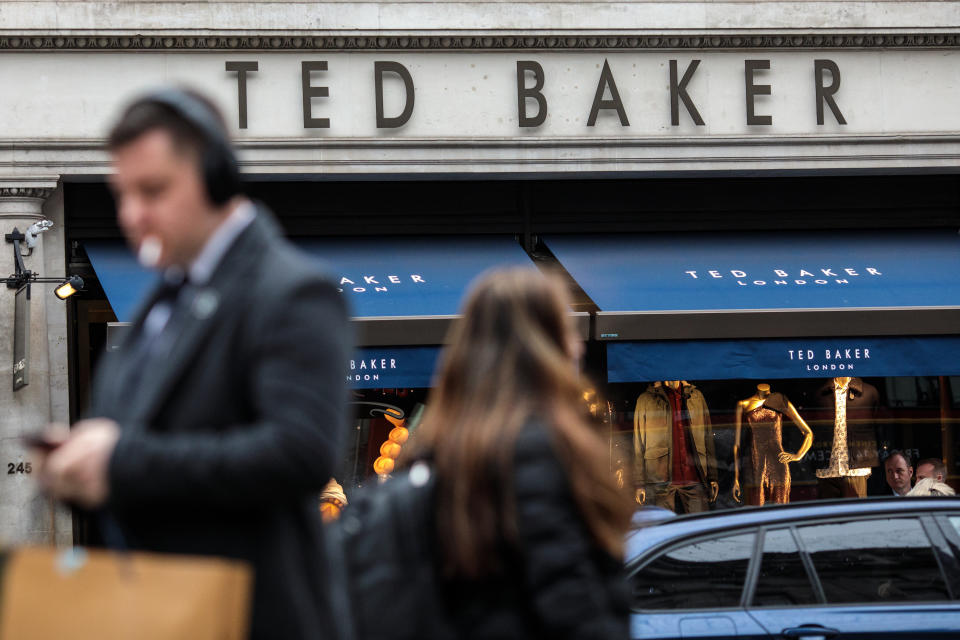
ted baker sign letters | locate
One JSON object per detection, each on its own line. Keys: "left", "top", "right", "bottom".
{"left": 227, "top": 57, "right": 847, "bottom": 131}
{"left": 4, "top": 50, "right": 960, "bottom": 139}
{"left": 685, "top": 266, "right": 883, "bottom": 288}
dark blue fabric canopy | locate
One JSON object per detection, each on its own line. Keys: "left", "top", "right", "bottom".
{"left": 83, "top": 241, "right": 159, "bottom": 324}
{"left": 545, "top": 230, "right": 960, "bottom": 312}
{"left": 298, "top": 236, "right": 534, "bottom": 318}
{"left": 85, "top": 235, "right": 533, "bottom": 389}
{"left": 86, "top": 235, "right": 533, "bottom": 322}
{"left": 543, "top": 230, "right": 960, "bottom": 382}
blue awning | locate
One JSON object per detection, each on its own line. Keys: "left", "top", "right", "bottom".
{"left": 297, "top": 236, "right": 534, "bottom": 318}
{"left": 84, "top": 241, "right": 159, "bottom": 323}
{"left": 545, "top": 230, "right": 960, "bottom": 341}
{"left": 608, "top": 336, "right": 960, "bottom": 382}
{"left": 86, "top": 235, "right": 535, "bottom": 388}
{"left": 87, "top": 235, "right": 533, "bottom": 322}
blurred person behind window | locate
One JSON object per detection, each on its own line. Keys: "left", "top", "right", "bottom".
{"left": 909, "top": 458, "right": 955, "bottom": 496}
{"left": 916, "top": 458, "right": 947, "bottom": 483}
{"left": 884, "top": 450, "right": 914, "bottom": 496}
{"left": 401, "top": 268, "right": 634, "bottom": 640}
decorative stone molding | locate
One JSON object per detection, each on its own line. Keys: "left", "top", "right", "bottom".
{"left": 0, "top": 179, "right": 59, "bottom": 220}
{"left": 0, "top": 187, "right": 55, "bottom": 200}
{"left": 0, "top": 33, "right": 959, "bottom": 52}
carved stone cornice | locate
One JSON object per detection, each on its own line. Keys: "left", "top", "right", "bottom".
{"left": 0, "top": 179, "right": 59, "bottom": 220}
{"left": 0, "top": 187, "right": 55, "bottom": 200}
{"left": 0, "top": 33, "right": 959, "bottom": 51}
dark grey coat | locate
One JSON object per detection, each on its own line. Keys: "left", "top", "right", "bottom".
{"left": 90, "top": 207, "right": 350, "bottom": 640}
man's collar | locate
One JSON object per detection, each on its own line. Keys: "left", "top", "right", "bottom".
{"left": 165, "top": 200, "right": 256, "bottom": 286}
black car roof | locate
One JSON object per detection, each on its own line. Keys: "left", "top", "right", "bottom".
{"left": 626, "top": 496, "right": 960, "bottom": 561}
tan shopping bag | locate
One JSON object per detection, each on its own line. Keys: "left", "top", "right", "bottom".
{"left": 0, "top": 546, "right": 252, "bottom": 640}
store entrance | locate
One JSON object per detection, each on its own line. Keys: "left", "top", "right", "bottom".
{"left": 62, "top": 171, "right": 960, "bottom": 533}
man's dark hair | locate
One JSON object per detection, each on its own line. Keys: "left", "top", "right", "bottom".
{"left": 916, "top": 457, "right": 947, "bottom": 478}
{"left": 107, "top": 88, "right": 242, "bottom": 205}
{"left": 107, "top": 88, "right": 227, "bottom": 160}
{"left": 884, "top": 449, "right": 912, "bottom": 468}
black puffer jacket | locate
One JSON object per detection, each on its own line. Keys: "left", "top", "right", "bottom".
{"left": 441, "top": 423, "right": 630, "bottom": 639}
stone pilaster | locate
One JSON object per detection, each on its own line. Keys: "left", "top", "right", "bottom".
{"left": 0, "top": 177, "right": 70, "bottom": 546}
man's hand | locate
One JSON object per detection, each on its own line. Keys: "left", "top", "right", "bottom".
{"left": 36, "top": 419, "right": 120, "bottom": 509}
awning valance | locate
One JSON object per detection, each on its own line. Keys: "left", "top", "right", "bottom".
{"left": 607, "top": 336, "right": 960, "bottom": 383}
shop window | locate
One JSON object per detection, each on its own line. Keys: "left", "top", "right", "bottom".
{"left": 796, "top": 518, "right": 950, "bottom": 604}
{"left": 337, "top": 390, "right": 429, "bottom": 494}
{"left": 630, "top": 532, "right": 754, "bottom": 610}
{"left": 752, "top": 528, "right": 818, "bottom": 607}
{"left": 601, "top": 375, "right": 955, "bottom": 513}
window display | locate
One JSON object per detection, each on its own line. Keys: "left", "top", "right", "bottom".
{"left": 339, "top": 389, "right": 428, "bottom": 491}
{"left": 633, "top": 381, "right": 717, "bottom": 513}
{"left": 342, "top": 372, "right": 955, "bottom": 513}
{"left": 813, "top": 376, "right": 880, "bottom": 499}
{"left": 733, "top": 384, "right": 813, "bottom": 507}
{"left": 607, "top": 375, "right": 957, "bottom": 512}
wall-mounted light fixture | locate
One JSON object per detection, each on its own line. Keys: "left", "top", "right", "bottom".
{"left": 5, "top": 224, "right": 84, "bottom": 297}
{"left": 6, "top": 222, "right": 84, "bottom": 391}
{"left": 54, "top": 276, "right": 84, "bottom": 300}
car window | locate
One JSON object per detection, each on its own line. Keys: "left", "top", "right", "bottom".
{"left": 797, "top": 518, "right": 950, "bottom": 604}
{"left": 752, "top": 528, "right": 818, "bottom": 607}
{"left": 631, "top": 532, "right": 754, "bottom": 610}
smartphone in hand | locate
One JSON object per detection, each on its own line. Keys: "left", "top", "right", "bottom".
{"left": 22, "top": 432, "right": 62, "bottom": 452}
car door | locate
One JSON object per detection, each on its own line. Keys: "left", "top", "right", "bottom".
{"left": 747, "top": 516, "right": 960, "bottom": 639}
{"left": 629, "top": 530, "right": 768, "bottom": 639}
{"left": 932, "top": 512, "right": 960, "bottom": 598}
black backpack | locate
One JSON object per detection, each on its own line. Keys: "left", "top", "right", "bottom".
{"left": 325, "top": 461, "right": 457, "bottom": 640}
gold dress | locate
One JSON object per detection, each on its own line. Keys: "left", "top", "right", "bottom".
{"left": 746, "top": 400, "right": 790, "bottom": 506}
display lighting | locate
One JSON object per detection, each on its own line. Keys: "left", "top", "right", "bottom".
{"left": 373, "top": 408, "right": 411, "bottom": 480}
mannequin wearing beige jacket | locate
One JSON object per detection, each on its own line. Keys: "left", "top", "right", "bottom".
{"left": 634, "top": 381, "right": 718, "bottom": 513}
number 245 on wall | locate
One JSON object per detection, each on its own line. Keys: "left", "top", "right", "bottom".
{"left": 7, "top": 462, "right": 31, "bottom": 475}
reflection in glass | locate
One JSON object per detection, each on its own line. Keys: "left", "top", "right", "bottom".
{"left": 753, "top": 528, "right": 818, "bottom": 607}
{"left": 798, "top": 518, "right": 949, "bottom": 603}
{"left": 631, "top": 533, "right": 754, "bottom": 610}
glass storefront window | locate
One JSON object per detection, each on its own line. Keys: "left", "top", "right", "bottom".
{"left": 335, "top": 375, "right": 956, "bottom": 516}
{"left": 602, "top": 376, "right": 957, "bottom": 513}
{"left": 339, "top": 388, "right": 430, "bottom": 491}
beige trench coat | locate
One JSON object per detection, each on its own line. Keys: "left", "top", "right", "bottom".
{"left": 633, "top": 382, "right": 717, "bottom": 488}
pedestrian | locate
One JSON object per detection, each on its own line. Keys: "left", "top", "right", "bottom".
{"left": 401, "top": 268, "right": 634, "bottom": 639}
{"left": 32, "top": 87, "right": 350, "bottom": 640}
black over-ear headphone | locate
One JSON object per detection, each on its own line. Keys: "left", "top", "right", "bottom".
{"left": 139, "top": 88, "right": 242, "bottom": 206}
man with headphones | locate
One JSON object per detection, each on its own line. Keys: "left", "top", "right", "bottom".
{"left": 34, "top": 88, "right": 350, "bottom": 639}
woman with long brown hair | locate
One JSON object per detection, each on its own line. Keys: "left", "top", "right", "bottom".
{"left": 402, "top": 267, "right": 634, "bottom": 639}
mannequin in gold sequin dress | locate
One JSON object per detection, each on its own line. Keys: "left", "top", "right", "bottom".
{"left": 732, "top": 384, "right": 814, "bottom": 506}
